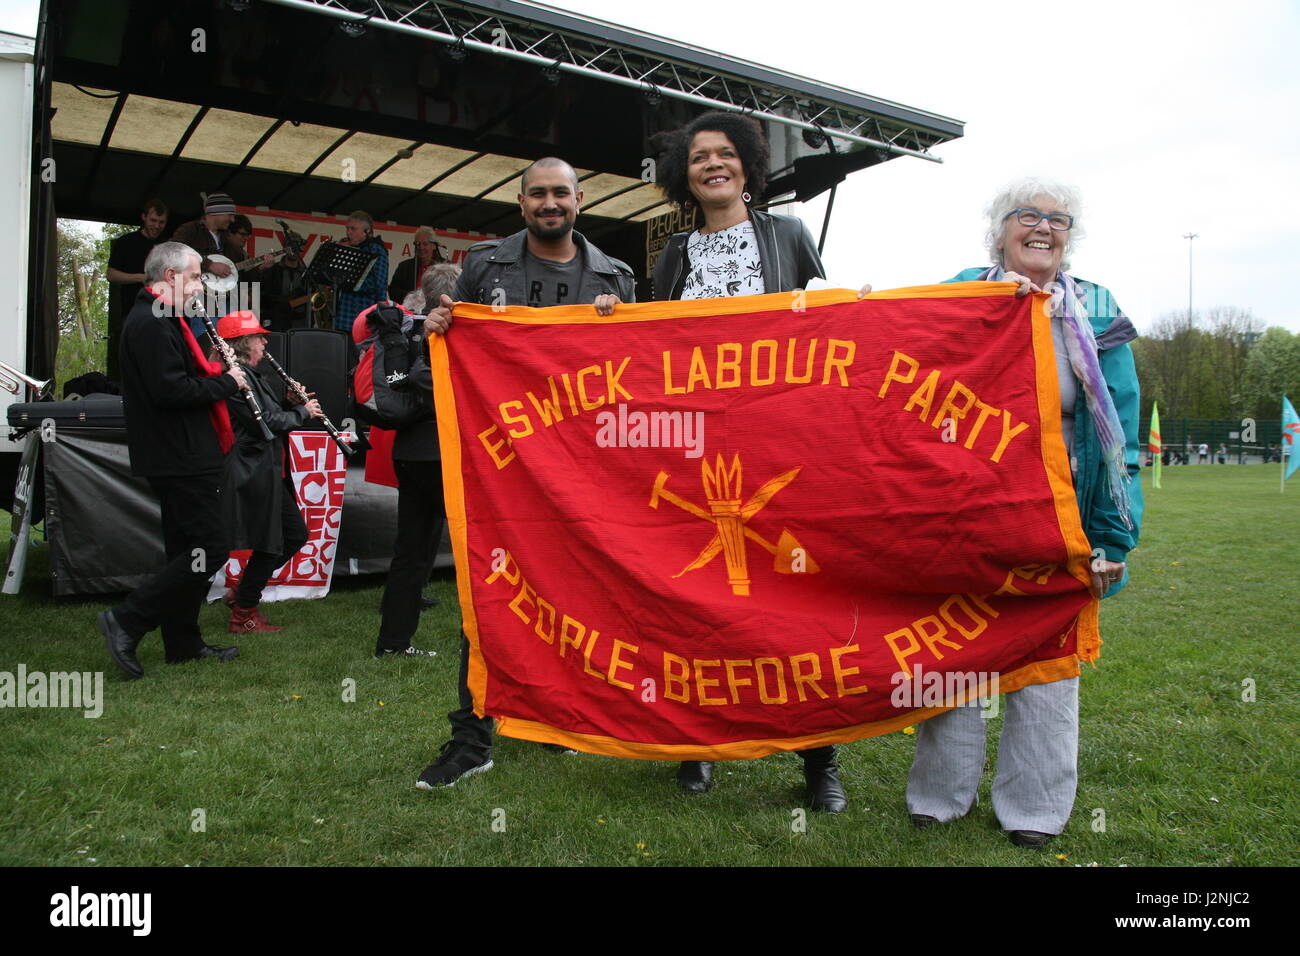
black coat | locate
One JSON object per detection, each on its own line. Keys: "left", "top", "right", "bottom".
{"left": 387, "top": 256, "right": 420, "bottom": 305}
{"left": 222, "top": 363, "right": 311, "bottom": 552}
{"left": 118, "top": 288, "right": 239, "bottom": 477}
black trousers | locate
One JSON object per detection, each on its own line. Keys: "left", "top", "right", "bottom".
{"left": 449, "top": 631, "right": 494, "bottom": 751}
{"left": 376, "top": 458, "right": 445, "bottom": 652}
{"left": 236, "top": 479, "right": 309, "bottom": 608}
{"left": 114, "top": 472, "right": 229, "bottom": 660}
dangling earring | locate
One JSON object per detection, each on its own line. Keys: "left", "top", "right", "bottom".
{"left": 742, "top": 191, "right": 752, "bottom": 204}
{"left": 683, "top": 199, "right": 694, "bottom": 210}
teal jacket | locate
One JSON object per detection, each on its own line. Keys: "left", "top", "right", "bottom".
{"left": 947, "top": 269, "right": 1144, "bottom": 596}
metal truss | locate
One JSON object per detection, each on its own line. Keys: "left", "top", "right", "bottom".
{"left": 261, "top": 0, "right": 959, "bottom": 162}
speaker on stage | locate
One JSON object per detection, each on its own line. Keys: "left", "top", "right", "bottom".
{"left": 286, "top": 329, "right": 350, "bottom": 429}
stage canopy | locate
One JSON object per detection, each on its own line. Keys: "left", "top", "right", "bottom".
{"left": 28, "top": 0, "right": 963, "bottom": 370}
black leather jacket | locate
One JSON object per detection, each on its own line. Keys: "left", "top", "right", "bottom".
{"left": 651, "top": 208, "right": 826, "bottom": 300}
{"left": 453, "top": 228, "right": 636, "bottom": 306}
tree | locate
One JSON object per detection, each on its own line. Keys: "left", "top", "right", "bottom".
{"left": 1241, "top": 327, "right": 1300, "bottom": 422}
{"left": 54, "top": 219, "right": 133, "bottom": 390}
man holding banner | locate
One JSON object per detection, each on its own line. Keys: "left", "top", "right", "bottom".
{"left": 414, "top": 157, "right": 635, "bottom": 789}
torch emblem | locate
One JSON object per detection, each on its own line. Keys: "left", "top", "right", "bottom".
{"left": 649, "top": 453, "right": 819, "bottom": 596}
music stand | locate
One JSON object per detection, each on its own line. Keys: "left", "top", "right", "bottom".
{"left": 308, "top": 240, "right": 380, "bottom": 329}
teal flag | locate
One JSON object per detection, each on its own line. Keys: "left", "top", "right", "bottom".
{"left": 1285, "top": 396, "right": 1300, "bottom": 481}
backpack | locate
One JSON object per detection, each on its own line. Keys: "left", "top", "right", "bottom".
{"left": 351, "top": 302, "right": 429, "bottom": 429}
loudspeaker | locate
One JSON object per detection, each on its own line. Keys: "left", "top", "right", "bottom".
{"left": 286, "top": 329, "right": 350, "bottom": 428}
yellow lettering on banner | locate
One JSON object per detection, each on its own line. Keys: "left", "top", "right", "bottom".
{"left": 499, "top": 400, "right": 534, "bottom": 439}
{"left": 784, "top": 338, "right": 818, "bottom": 384}
{"left": 930, "top": 380, "right": 977, "bottom": 431}
{"left": 821, "top": 339, "right": 856, "bottom": 386}
{"left": 607, "top": 639, "right": 639, "bottom": 690}
{"left": 663, "top": 350, "right": 685, "bottom": 395}
{"left": 482, "top": 550, "right": 520, "bottom": 586}
{"left": 576, "top": 365, "right": 605, "bottom": 410}
{"left": 939, "top": 594, "right": 988, "bottom": 640}
{"left": 606, "top": 357, "right": 633, "bottom": 403}
{"left": 991, "top": 408, "right": 1029, "bottom": 463}
{"left": 914, "top": 614, "right": 962, "bottom": 659}
{"left": 968, "top": 592, "right": 1001, "bottom": 618}
{"left": 477, "top": 425, "right": 517, "bottom": 469}
{"left": 508, "top": 579, "right": 537, "bottom": 624}
{"left": 790, "top": 652, "right": 830, "bottom": 702}
{"left": 559, "top": 615, "right": 585, "bottom": 658}
{"left": 686, "top": 348, "right": 712, "bottom": 391}
{"left": 694, "top": 659, "right": 725, "bottom": 705}
{"left": 903, "top": 369, "right": 940, "bottom": 421}
{"left": 881, "top": 593, "right": 1004, "bottom": 676}
{"left": 715, "top": 343, "right": 742, "bottom": 389}
{"left": 664, "top": 652, "right": 690, "bottom": 702}
{"left": 558, "top": 373, "right": 580, "bottom": 415}
{"left": 724, "top": 659, "right": 754, "bottom": 704}
{"left": 582, "top": 631, "right": 606, "bottom": 682}
{"left": 885, "top": 626, "right": 921, "bottom": 678}
{"left": 750, "top": 340, "right": 778, "bottom": 386}
{"left": 963, "top": 399, "right": 1000, "bottom": 450}
{"left": 526, "top": 377, "right": 566, "bottom": 427}
{"left": 755, "top": 657, "right": 788, "bottom": 704}
{"left": 830, "top": 644, "right": 868, "bottom": 696}
{"left": 534, "top": 596, "right": 556, "bottom": 644}
{"left": 878, "top": 350, "right": 919, "bottom": 399}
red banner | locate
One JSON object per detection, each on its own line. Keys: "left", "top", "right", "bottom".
{"left": 433, "top": 285, "right": 1098, "bottom": 759}
{"left": 209, "top": 431, "right": 348, "bottom": 602}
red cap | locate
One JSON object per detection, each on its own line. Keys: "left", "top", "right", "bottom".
{"left": 216, "top": 310, "right": 271, "bottom": 339}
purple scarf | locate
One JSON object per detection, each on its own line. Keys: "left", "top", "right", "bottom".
{"left": 980, "top": 266, "right": 1134, "bottom": 530}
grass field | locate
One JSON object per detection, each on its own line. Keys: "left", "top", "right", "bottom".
{"left": 1, "top": 464, "right": 1296, "bottom": 867}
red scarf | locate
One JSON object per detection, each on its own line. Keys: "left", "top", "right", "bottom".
{"left": 145, "top": 286, "right": 235, "bottom": 454}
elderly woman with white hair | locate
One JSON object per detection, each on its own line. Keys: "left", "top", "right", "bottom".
{"left": 388, "top": 225, "right": 444, "bottom": 305}
{"left": 906, "top": 177, "right": 1144, "bottom": 850}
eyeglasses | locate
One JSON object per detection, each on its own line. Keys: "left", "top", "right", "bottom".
{"left": 1004, "top": 208, "right": 1074, "bottom": 231}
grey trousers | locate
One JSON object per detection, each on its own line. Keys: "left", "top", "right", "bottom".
{"left": 906, "top": 676, "right": 1079, "bottom": 835}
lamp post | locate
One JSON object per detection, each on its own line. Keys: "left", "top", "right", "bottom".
{"left": 1183, "top": 232, "right": 1198, "bottom": 320}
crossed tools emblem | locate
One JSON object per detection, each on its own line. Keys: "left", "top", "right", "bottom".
{"left": 649, "top": 453, "right": 819, "bottom": 596}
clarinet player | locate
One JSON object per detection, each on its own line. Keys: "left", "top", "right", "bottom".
{"left": 212, "top": 310, "right": 324, "bottom": 632}
{"left": 98, "top": 242, "right": 246, "bottom": 678}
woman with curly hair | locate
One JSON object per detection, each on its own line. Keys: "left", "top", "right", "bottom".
{"left": 649, "top": 111, "right": 853, "bottom": 812}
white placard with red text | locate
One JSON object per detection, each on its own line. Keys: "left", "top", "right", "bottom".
{"left": 208, "top": 431, "right": 347, "bottom": 603}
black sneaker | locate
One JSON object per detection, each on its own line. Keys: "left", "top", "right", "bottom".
{"left": 416, "top": 741, "right": 493, "bottom": 789}
{"left": 374, "top": 645, "right": 436, "bottom": 659}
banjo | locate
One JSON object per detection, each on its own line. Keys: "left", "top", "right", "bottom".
{"left": 201, "top": 248, "right": 290, "bottom": 293}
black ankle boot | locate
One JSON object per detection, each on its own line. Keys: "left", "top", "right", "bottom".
{"left": 801, "top": 745, "right": 847, "bottom": 813}
{"left": 677, "top": 760, "right": 714, "bottom": 794}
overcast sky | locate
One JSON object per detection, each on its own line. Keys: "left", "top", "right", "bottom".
{"left": 5, "top": 0, "right": 1298, "bottom": 332}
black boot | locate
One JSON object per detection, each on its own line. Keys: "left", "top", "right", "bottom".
{"left": 801, "top": 745, "right": 847, "bottom": 813}
{"left": 677, "top": 761, "right": 714, "bottom": 794}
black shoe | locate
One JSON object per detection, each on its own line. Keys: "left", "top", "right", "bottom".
{"left": 911, "top": 814, "right": 939, "bottom": 830}
{"left": 374, "top": 645, "right": 436, "bottom": 659}
{"left": 540, "top": 742, "right": 579, "bottom": 755}
{"left": 98, "top": 610, "right": 143, "bottom": 679}
{"left": 416, "top": 741, "right": 493, "bottom": 789}
{"left": 419, "top": 595, "right": 440, "bottom": 611}
{"left": 168, "top": 644, "right": 240, "bottom": 664}
{"left": 1007, "top": 829, "right": 1052, "bottom": 850}
{"left": 677, "top": 760, "right": 713, "bottom": 794}
{"left": 801, "top": 745, "right": 848, "bottom": 813}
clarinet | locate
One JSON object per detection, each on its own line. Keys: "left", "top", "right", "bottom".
{"left": 262, "top": 353, "right": 355, "bottom": 458}
{"left": 196, "top": 304, "right": 275, "bottom": 442}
